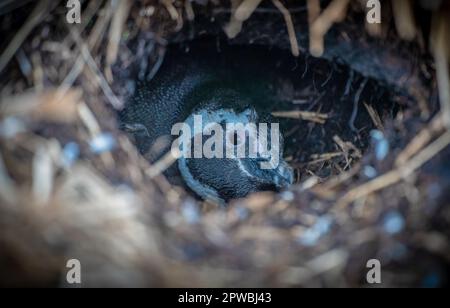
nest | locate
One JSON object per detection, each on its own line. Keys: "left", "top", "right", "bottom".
{"left": 0, "top": 0, "right": 449, "bottom": 287}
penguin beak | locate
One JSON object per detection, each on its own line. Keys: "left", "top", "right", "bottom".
{"left": 272, "top": 161, "right": 294, "bottom": 188}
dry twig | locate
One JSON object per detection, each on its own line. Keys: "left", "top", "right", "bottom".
{"left": 307, "top": 0, "right": 321, "bottom": 25}
{"left": 146, "top": 148, "right": 181, "bottom": 178}
{"left": 272, "top": 0, "right": 300, "bottom": 57}
{"left": 69, "top": 27, "right": 123, "bottom": 109}
{"left": 235, "top": 0, "right": 263, "bottom": 21}
{"left": 431, "top": 13, "right": 450, "bottom": 129}
{"left": 272, "top": 110, "right": 328, "bottom": 124}
{"left": 309, "top": 0, "right": 350, "bottom": 57}
{"left": 395, "top": 115, "right": 444, "bottom": 166}
{"left": 337, "top": 130, "right": 450, "bottom": 208}
{"left": 106, "top": 0, "right": 132, "bottom": 82}
{"left": 363, "top": 102, "right": 384, "bottom": 132}
{"left": 0, "top": 0, "right": 53, "bottom": 73}
{"left": 224, "top": 0, "right": 244, "bottom": 39}
{"left": 185, "top": 0, "right": 195, "bottom": 21}
{"left": 392, "top": 0, "right": 416, "bottom": 41}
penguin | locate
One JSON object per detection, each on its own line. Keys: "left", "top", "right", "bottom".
{"left": 120, "top": 52, "right": 294, "bottom": 204}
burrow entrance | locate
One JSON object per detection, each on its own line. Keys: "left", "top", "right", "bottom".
{"left": 119, "top": 38, "right": 404, "bottom": 198}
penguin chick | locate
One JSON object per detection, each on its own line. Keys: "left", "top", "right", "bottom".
{"left": 120, "top": 57, "right": 294, "bottom": 204}
{"left": 178, "top": 104, "right": 294, "bottom": 204}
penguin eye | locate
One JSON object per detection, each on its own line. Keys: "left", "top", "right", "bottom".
{"left": 229, "top": 132, "right": 243, "bottom": 146}
{"left": 231, "top": 132, "right": 240, "bottom": 146}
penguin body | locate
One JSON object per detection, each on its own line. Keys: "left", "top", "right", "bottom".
{"left": 120, "top": 54, "right": 294, "bottom": 203}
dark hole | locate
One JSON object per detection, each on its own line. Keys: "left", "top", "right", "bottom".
{"left": 120, "top": 38, "right": 401, "bottom": 199}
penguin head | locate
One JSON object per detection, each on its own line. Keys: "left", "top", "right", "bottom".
{"left": 177, "top": 104, "right": 294, "bottom": 205}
